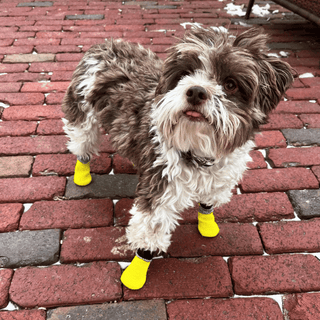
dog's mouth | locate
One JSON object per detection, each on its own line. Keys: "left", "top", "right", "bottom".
{"left": 183, "top": 110, "right": 207, "bottom": 122}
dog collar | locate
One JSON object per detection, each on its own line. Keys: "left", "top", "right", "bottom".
{"left": 181, "top": 151, "right": 216, "bottom": 167}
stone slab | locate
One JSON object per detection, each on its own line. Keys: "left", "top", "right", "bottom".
{"left": 47, "top": 300, "right": 167, "bottom": 320}
{"left": 65, "top": 174, "right": 138, "bottom": 199}
{"left": 288, "top": 189, "right": 320, "bottom": 219}
{"left": 0, "top": 229, "right": 61, "bottom": 268}
{"left": 65, "top": 14, "right": 105, "bottom": 20}
{"left": 17, "top": 2, "right": 53, "bottom": 7}
{"left": 281, "top": 128, "right": 320, "bottom": 146}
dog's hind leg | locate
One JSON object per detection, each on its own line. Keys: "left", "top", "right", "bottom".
{"left": 62, "top": 109, "right": 100, "bottom": 186}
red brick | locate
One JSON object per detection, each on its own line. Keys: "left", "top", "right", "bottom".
{"left": 0, "top": 46, "right": 34, "bottom": 55}
{"left": 312, "top": 165, "right": 320, "bottom": 182}
{"left": 259, "top": 219, "right": 320, "bottom": 254}
{"left": 0, "top": 93, "right": 44, "bottom": 106}
{"left": 20, "top": 199, "right": 113, "bottom": 231}
{"left": 240, "top": 168, "right": 319, "bottom": 193}
{"left": 0, "top": 31, "right": 35, "bottom": 39}
{"left": 61, "top": 37, "right": 106, "bottom": 46}
{"left": 116, "top": 18, "right": 154, "bottom": 25}
{"left": 0, "top": 155, "right": 33, "bottom": 178}
{"left": 61, "top": 226, "right": 134, "bottom": 263}
{"left": 0, "top": 135, "right": 68, "bottom": 156}
{"left": 46, "top": 92, "right": 65, "bottom": 104}
{"left": 299, "top": 114, "right": 320, "bottom": 128}
{"left": 55, "top": 53, "right": 84, "bottom": 62}
{"left": 167, "top": 297, "right": 283, "bottom": 320}
{"left": 100, "top": 134, "right": 116, "bottom": 153}
{"left": 51, "top": 71, "right": 73, "bottom": 81}
{"left": 20, "top": 25, "right": 63, "bottom": 32}
{"left": 113, "top": 154, "right": 137, "bottom": 174}
{"left": 37, "top": 119, "right": 64, "bottom": 135}
{"left": 0, "top": 176, "right": 66, "bottom": 203}
{"left": 14, "top": 38, "right": 60, "bottom": 46}
{"left": 0, "top": 269, "right": 14, "bottom": 308}
{"left": 36, "top": 31, "right": 79, "bottom": 39}
{"left": 169, "top": 223, "right": 263, "bottom": 257}
{"left": 114, "top": 198, "right": 134, "bottom": 226}
{"left": 0, "top": 203, "right": 23, "bottom": 232}
{"left": 274, "top": 100, "right": 320, "bottom": 114}
{"left": 259, "top": 114, "right": 303, "bottom": 130}
{"left": 2, "top": 105, "right": 64, "bottom": 121}
{"left": 229, "top": 254, "right": 320, "bottom": 295}
{"left": 0, "top": 63, "right": 28, "bottom": 73}
{"left": 286, "top": 88, "right": 320, "bottom": 100}
{"left": 32, "top": 153, "right": 112, "bottom": 176}
{"left": 0, "top": 121, "right": 37, "bottom": 136}
{"left": 9, "top": 261, "right": 122, "bottom": 308}
{"left": 21, "top": 81, "right": 69, "bottom": 93}
{"left": 300, "top": 77, "right": 320, "bottom": 88}
{"left": 63, "top": 25, "right": 106, "bottom": 32}
{"left": 124, "top": 256, "right": 233, "bottom": 300}
{"left": 0, "top": 72, "right": 50, "bottom": 83}
{"left": 247, "top": 150, "right": 266, "bottom": 169}
{"left": 0, "top": 310, "right": 46, "bottom": 320}
{"left": 283, "top": 292, "right": 320, "bottom": 320}
{"left": 81, "top": 31, "right": 123, "bottom": 38}
{"left": 254, "top": 131, "right": 287, "bottom": 149}
{"left": 28, "top": 62, "right": 79, "bottom": 72}
{"left": 268, "top": 146, "right": 320, "bottom": 167}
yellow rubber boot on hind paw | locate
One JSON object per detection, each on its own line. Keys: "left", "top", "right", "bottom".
{"left": 74, "top": 160, "right": 92, "bottom": 186}
{"left": 198, "top": 212, "right": 220, "bottom": 238}
{"left": 121, "top": 255, "right": 151, "bottom": 290}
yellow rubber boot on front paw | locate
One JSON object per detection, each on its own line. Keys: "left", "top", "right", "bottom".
{"left": 121, "top": 255, "right": 151, "bottom": 290}
{"left": 74, "top": 160, "right": 92, "bottom": 186}
{"left": 198, "top": 212, "right": 220, "bottom": 237}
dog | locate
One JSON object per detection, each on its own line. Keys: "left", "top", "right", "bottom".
{"left": 61, "top": 26, "right": 294, "bottom": 290}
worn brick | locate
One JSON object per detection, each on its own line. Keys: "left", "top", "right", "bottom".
{"left": 3, "top": 53, "right": 55, "bottom": 63}
{"left": 28, "top": 62, "right": 79, "bottom": 72}
{"left": 46, "top": 92, "right": 65, "bottom": 104}
{"left": 229, "top": 254, "right": 320, "bottom": 295}
{"left": 113, "top": 154, "right": 137, "bottom": 174}
{"left": 55, "top": 53, "right": 84, "bottom": 62}
{"left": 51, "top": 71, "right": 73, "bottom": 81}
{"left": 0, "top": 156, "right": 33, "bottom": 178}
{"left": 254, "top": 131, "right": 287, "bottom": 149}
{"left": 300, "top": 77, "right": 320, "bottom": 87}
{"left": 0, "top": 46, "right": 34, "bottom": 55}
{"left": 0, "top": 32, "right": 35, "bottom": 39}
{"left": 282, "top": 128, "right": 320, "bottom": 146}
{"left": 20, "top": 199, "right": 113, "bottom": 231}
{"left": 61, "top": 226, "right": 134, "bottom": 263}
{"left": 0, "top": 269, "right": 13, "bottom": 309}
{"left": 268, "top": 146, "right": 320, "bottom": 167}
{"left": 14, "top": 38, "right": 60, "bottom": 46}
{"left": 299, "top": 114, "right": 320, "bottom": 128}
{"left": 2, "top": 105, "right": 64, "bottom": 121}
{"left": 0, "top": 229, "right": 60, "bottom": 268}
{"left": 0, "top": 176, "right": 66, "bottom": 203}
{"left": 0, "top": 93, "right": 44, "bottom": 106}
{"left": 0, "top": 203, "right": 23, "bottom": 232}
{"left": 0, "top": 72, "right": 49, "bottom": 83}
{"left": 283, "top": 292, "right": 320, "bottom": 320}
{"left": 247, "top": 150, "right": 266, "bottom": 169}
{"left": 260, "top": 114, "right": 303, "bottom": 130}
{"left": 312, "top": 165, "right": 320, "bottom": 182}
{"left": 37, "top": 119, "right": 64, "bottom": 135}
{"left": 288, "top": 189, "right": 320, "bottom": 219}
{"left": 47, "top": 300, "right": 167, "bottom": 320}
{"left": 0, "top": 135, "right": 68, "bottom": 156}
{"left": 240, "top": 168, "right": 319, "bottom": 193}
{"left": 0, "top": 63, "right": 28, "bottom": 73}
{"left": 36, "top": 31, "right": 79, "bottom": 39}
{"left": 10, "top": 261, "right": 122, "bottom": 308}
{"left": 21, "top": 81, "right": 69, "bottom": 93}
{"left": 65, "top": 174, "right": 138, "bottom": 200}
{"left": 33, "top": 153, "right": 111, "bottom": 176}
{"left": 0, "top": 121, "right": 37, "bottom": 137}
{"left": 167, "top": 297, "right": 283, "bottom": 320}
{"left": 124, "top": 256, "right": 233, "bottom": 300}
{"left": 259, "top": 219, "right": 320, "bottom": 254}
{"left": 0, "top": 310, "right": 46, "bottom": 320}
{"left": 169, "top": 223, "right": 263, "bottom": 257}
{"left": 286, "top": 88, "right": 320, "bottom": 100}
{"left": 114, "top": 198, "right": 134, "bottom": 226}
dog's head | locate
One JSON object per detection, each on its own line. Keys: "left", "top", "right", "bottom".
{"left": 152, "top": 27, "right": 294, "bottom": 159}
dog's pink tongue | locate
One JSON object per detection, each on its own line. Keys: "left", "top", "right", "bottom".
{"left": 186, "top": 111, "right": 202, "bottom": 118}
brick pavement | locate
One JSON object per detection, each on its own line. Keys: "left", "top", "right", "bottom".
{"left": 0, "top": 0, "right": 319, "bottom": 318}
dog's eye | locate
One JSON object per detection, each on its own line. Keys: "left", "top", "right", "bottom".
{"left": 224, "top": 78, "right": 238, "bottom": 93}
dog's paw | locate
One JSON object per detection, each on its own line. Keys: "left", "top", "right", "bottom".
{"left": 198, "top": 212, "right": 220, "bottom": 237}
{"left": 74, "top": 160, "right": 92, "bottom": 186}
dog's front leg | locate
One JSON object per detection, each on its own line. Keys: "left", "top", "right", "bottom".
{"left": 198, "top": 203, "right": 220, "bottom": 237}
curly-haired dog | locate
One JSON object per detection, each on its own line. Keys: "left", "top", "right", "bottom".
{"left": 62, "top": 27, "right": 294, "bottom": 290}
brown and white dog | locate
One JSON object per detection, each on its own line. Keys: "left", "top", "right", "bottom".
{"left": 62, "top": 26, "right": 294, "bottom": 288}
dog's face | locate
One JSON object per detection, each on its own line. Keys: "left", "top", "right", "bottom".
{"left": 152, "top": 27, "right": 294, "bottom": 159}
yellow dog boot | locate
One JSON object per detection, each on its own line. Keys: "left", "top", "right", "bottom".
{"left": 121, "top": 250, "right": 152, "bottom": 290}
{"left": 198, "top": 204, "right": 220, "bottom": 238}
{"left": 74, "top": 159, "right": 92, "bottom": 186}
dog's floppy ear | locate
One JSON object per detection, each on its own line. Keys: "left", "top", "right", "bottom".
{"left": 234, "top": 28, "right": 295, "bottom": 115}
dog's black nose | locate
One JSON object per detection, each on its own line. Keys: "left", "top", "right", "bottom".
{"left": 186, "top": 86, "right": 208, "bottom": 105}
